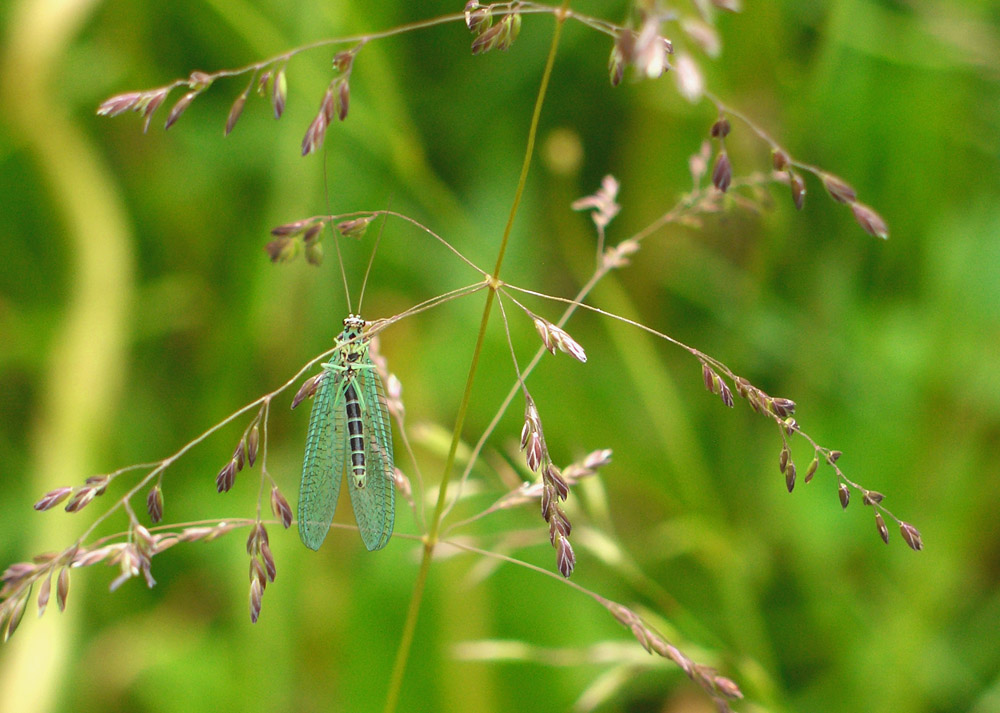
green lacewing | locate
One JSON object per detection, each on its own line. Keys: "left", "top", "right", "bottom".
{"left": 298, "top": 314, "right": 395, "bottom": 551}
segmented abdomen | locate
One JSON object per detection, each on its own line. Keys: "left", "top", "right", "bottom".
{"left": 344, "top": 378, "right": 366, "bottom": 487}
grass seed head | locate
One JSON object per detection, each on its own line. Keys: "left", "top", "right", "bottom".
{"left": 336, "top": 79, "right": 350, "bottom": 121}
{"left": 805, "top": 457, "right": 818, "bottom": 483}
{"left": 260, "top": 541, "right": 276, "bottom": 582}
{"left": 464, "top": 2, "right": 492, "bottom": 34}
{"left": 771, "top": 148, "right": 790, "bottom": 171}
{"left": 249, "top": 578, "right": 263, "bottom": 623}
{"left": 233, "top": 440, "right": 246, "bottom": 472}
{"left": 272, "top": 67, "right": 287, "bottom": 119}
{"left": 305, "top": 239, "right": 324, "bottom": 266}
{"left": 470, "top": 21, "right": 504, "bottom": 55}
{"left": 96, "top": 91, "right": 143, "bottom": 117}
{"left": 711, "top": 117, "right": 731, "bottom": 138}
{"left": 785, "top": 462, "right": 796, "bottom": 492}
{"left": 265, "top": 235, "right": 299, "bottom": 263}
{"left": 821, "top": 173, "right": 857, "bottom": 204}
{"left": 216, "top": 460, "right": 237, "bottom": 493}
{"left": 546, "top": 464, "right": 570, "bottom": 500}
{"left": 900, "top": 522, "right": 924, "bottom": 551}
{"left": 247, "top": 425, "right": 260, "bottom": 467}
{"left": 164, "top": 90, "right": 198, "bottom": 130}
{"left": 790, "top": 171, "right": 806, "bottom": 210}
{"left": 556, "top": 535, "right": 575, "bottom": 578}
{"left": 838, "top": 483, "right": 850, "bottom": 509}
{"left": 292, "top": 372, "right": 324, "bottom": 409}
{"left": 337, "top": 215, "right": 375, "bottom": 239}
{"left": 270, "top": 486, "right": 293, "bottom": 529}
{"left": 712, "top": 151, "right": 732, "bottom": 192}
{"left": 36, "top": 575, "right": 52, "bottom": 617}
{"left": 270, "top": 218, "right": 313, "bottom": 237}
{"left": 64, "top": 487, "right": 98, "bottom": 513}
{"left": 332, "top": 50, "right": 355, "bottom": 74}
{"left": 770, "top": 397, "right": 796, "bottom": 418}
{"left": 875, "top": 512, "right": 889, "bottom": 544}
{"left": 608, "top": 43, "right": 625, "bottom": 86}
{"left": 862, "top": 490, "right": 885, "bottom": 506}
{"left": 225, "top": 91, "right": 246, "bottom": 136}
{"left": 851, "top": 202, "right": 889, "bottom": 239}
{"left": 56, "top": 567, "right": 70, "bottom": 612}
{"left": 525, "top": 433, "right": 543, "bottom": 472}
{"left": 34, "top": 487, "right": 73, "bottom": 511}
{"left": 533, "top": 318, "right": 555, "bottom": 354}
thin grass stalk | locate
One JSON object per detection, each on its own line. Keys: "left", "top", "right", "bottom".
{"left": 382, "top": 8, "right": 569, "bottom": 712}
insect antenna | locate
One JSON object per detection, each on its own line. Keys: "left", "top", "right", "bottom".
{"left": 356, "top": 197, "right": 391, "bottom": 315}
{"left": 322, "top": 148, "right": 354, "bottom": 313}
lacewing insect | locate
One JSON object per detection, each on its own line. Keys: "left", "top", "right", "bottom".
{"left": 298, "top": 314, "right": 395, "bottom": 551}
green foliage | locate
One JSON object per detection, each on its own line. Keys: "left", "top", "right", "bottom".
{"left": 2, "top": 2, "right": 999, "bottom": 713}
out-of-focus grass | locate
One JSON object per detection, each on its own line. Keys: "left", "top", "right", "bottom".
{"left": 1, "top": 2, "right": 998, "bottom": 712}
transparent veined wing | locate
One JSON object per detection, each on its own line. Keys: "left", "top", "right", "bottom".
{"left": 298, "top": 369, "right": 346, "bottom": 550}
{"left": 348, "top": 365, "right": 395, "bottom": 551}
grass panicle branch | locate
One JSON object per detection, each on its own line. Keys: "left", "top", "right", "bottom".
{"left": 385, "top": 7, "right": 570, "bottom": 711}
{"left": 93, "top": 2, "right": 884, "bottom": 243}
{"left": 442, "top": 538, "right": 743, "bottom": 710}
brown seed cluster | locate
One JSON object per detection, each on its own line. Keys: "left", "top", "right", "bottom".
{"left": 465, "top": 2, "right": 522, "bottom": 55}
{"left": 695, "top": 114, "right": 891, "bottom": 238}
{"left": 701, "top": 362, "right": 734, "bottom": 408}
{"left": 709, "top": 116, "right": 733, "bottom": 193}
{"left": 301, "top": 54, "right": 353, "bottom": 158}
{"left": 770, "top": 156, "right": 889, "bottom": 237}
{"left": 570, "top": 175, "right": 621, "bottom": 231}
{"left": 779, "top": 443, "right": 797, "bottom": 493}
{"left": 733, "top": 376, "right": 798, "bottom": 431}
{"left": 336, "top": 215, "right": 375, "bottom": 240}
{"left": 838, "top": 482, "right": 851, "bottom": 509}
{"left": 34, "top": 474, "right": 111, "bottom": 515}
{"left": 96, "top": 47, "right": 360, "bottom": 160}
{"left": 270, "top": 486, "right": 294, "bottom": 529}
{"left": 900, "top": 521, "right": 924, "bottom": 551}
{"left": 520, "top": 396, "right": 575, "bottom": 577}
{"left": 1, "top": 520, "right": 243, "bottom": 641}
{"left": 226, "top": 65, "right": 288, "bottom": 136}
{"left": 146, "top": 484, "right": 164, "bottom": 524}
{"left": 164, "top": 91, "right": 199, "bottom": 130}
{"left": 608, "top": 13, "right": 674, "bottom": 85}
{"left": 246, "top": 523, "right": 276, "bottom": 623}
{"left": 109, "top": 524, "right": 157, "bottom": 592}
{"left": 606, "top": 601, "right": 743, "bottom": 709}
{"left": 770, "top": 147, "right": 807, "bottom": 213}
{"left": 97, "top": 87, "right": 169, "bottom": 133}
{"left": 701, "top": 361, "right": 922, "bottom": 550}
{"left": 292, "top": 371, "right": 327, "bottom": 409}
{"left": 816, "top": 171, "right": 888, "bottom": 238}
{"left": 1, "top": 555, "right": 71, "bottom": 641}
{"left": 533, "top": 317, "right": 588, "bottom": 363}
{"left": 267, "top": 213, "right": 375, "bottom": 267}
{"left": 97, "top": 70, "right": 216, "bottom": 133}
{"left": 849, "top": 487, "right": 923, "bottom": 550}
{"left": 216, "top": 407, "right": 263, "bottom": 493}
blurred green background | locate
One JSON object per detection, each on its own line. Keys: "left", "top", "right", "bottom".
{"left": 2, "top": 1, "right": 998, "bottom": 712}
